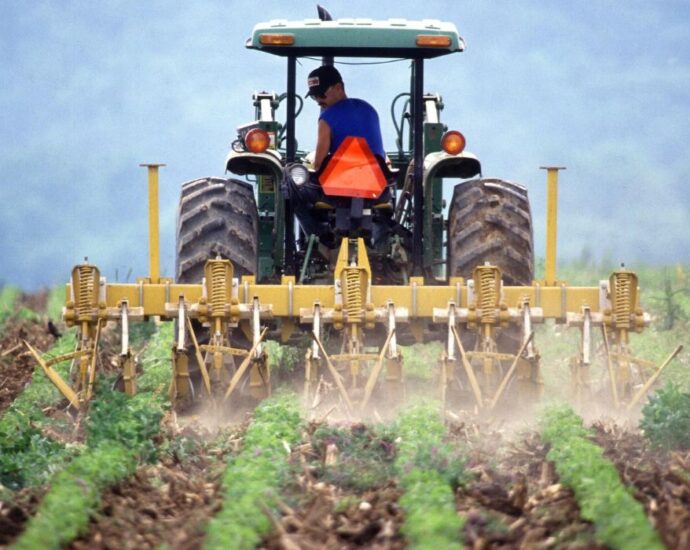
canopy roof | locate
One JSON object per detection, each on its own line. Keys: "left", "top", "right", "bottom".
{"left": 246, "top": 18, "right": 464, "bottom": 59}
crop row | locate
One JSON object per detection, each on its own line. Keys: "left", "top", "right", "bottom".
{"left": 540, "top": 405, "right": 663, "bottom": 550}
{"left": 395, "top": 402, "right": 466, "bottom": 550}
{"left": 0, "top": 329, "right": 79, "bottom": 489}
{"left": 12, "top": 324, "right": 173, "bottom": 549}
{"left": 0, "top": 286, "right": 22, "bottom": 329}
{"left": 204, "top": 393, "right": 303, "bottom": 549}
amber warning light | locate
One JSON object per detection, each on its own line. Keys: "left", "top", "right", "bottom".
{"left": 416, "top": 35, "right": 452, "bottom": 47}
{"left": 259, "top": 34, "right": 295, "bottom": 46}
{"left": 244, "top": 128, "right": 271, "bottom": 153}
{"left": 441, "top": 130, "right": 466, "bottom": 155}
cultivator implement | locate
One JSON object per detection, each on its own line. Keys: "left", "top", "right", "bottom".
{"left": 39, "top": 247, "right": 671, "bottom": 414}
{"left": 26, "top": 166, "right": 681, "bottom": 414}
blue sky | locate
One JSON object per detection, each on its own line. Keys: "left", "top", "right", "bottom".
{"left": 1, "top": 1, "right": 689, "bottom": 289}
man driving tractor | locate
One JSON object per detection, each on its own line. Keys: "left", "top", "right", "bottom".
{"left": 306, "top": 65, "right": 385, "bottom": 170}
{"left": 287, "top": 64, "right": 392, "bottom": 247}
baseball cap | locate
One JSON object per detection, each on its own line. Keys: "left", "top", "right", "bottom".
{"left": 306, "top": 65, "right": 343, "bottom": 97}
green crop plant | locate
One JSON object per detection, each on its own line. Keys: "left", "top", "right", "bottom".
{"left": 311, "top": 422, "right": 396, "bottom": 490}
{"left": 11, "top": 443, "right": 138, "bottom": 550}
{"left": 0, "top": 285, "right": 21, "bottom": 330}
{"left": 540, "top": 405, "right": 663, "bottom": 550}
{"left": 46, "top": 286, "right": 66, "bottom": 322}
{"left": 640, "top": 383, "right": 690, "bottom": 451}
{"left": 400, "top": 342, "right": 442, "bottom": 382}
{"left": 12, "top": 322, "right": 172, "bottom": 549}
{"left": 204, "top": 393, "right": 302, "bottom": 550}
{"left": 263, "top": 340, "right": 301, "bottom": 383}
{"left": 0, "top": 329, "right": 79, "bottom": 489}
{"left": 395, "top": 401, "right": 465, "bottom": 550}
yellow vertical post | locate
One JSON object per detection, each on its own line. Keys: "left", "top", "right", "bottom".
{"left": 540, "top": 166, "right": 565, "bottom": 286}
{"left": 140, "top": 164, "right": 166, "bottom": 284}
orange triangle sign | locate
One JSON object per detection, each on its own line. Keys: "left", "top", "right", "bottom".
{"left": 320, "top": 137, "right": 387, "bottom": 199}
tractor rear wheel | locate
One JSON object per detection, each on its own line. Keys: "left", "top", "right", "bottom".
{"left": 176, "top": 177, "right": 258, "bottom": 283}
{"left": 447, "top": 178, "right": 536, "bottom": 408}
{"left": 447, "top": 178, "right": 534, "bottom": 285}
{"left": 175, "top": 177, "right": 258, "bottom": 405}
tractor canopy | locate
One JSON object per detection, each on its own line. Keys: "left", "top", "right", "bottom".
{"left": 246, "top": 18, "right": 464, "bottom": 58}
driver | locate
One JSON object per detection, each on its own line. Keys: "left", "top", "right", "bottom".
{"left": 306, "top": 65, "right": 385, "bottom": 170}
{"left": 285, "top": 65, "right": 390, "bottom": 246}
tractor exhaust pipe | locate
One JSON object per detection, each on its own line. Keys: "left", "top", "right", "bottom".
{"left": 317, "top": 5, "right": 334, "bottom": 67}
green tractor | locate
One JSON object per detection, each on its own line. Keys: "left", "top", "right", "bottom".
{"left": 176, "top": 9, "right": 533, "bottom": 292}
{"left": 172, "top": 7, "right": 535, "bottom": 408}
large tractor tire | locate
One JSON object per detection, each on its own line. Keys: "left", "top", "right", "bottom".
{"left": 447, "top": 178, "right": 533, "bottom": 285}
{"left": 176, "top": 177, "right": 258, "bottom": 283}
{"left": 175, "top": 177, "right": 258, "bottom": 404}
{"left": 446, "top": 178, "right": 537, "bottom": 409}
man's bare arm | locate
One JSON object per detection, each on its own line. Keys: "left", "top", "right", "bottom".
{"left": 313, "top": 119, "right": 331, "bottom": 171}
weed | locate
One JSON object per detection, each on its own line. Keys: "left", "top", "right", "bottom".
{"left": 311, "top": 422, "right": 396, "bottom": 490}
{"left": 640, "top": 383, "right": 690, "bottom": 450}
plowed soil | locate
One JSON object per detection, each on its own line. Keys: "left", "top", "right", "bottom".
{"left": 0, "top": 293, "right": 59, "bottom": 414}
{"left": 592, "top": 422, "right": 690, "bottom": 549}
{"left": 2, "top": 294, "right": 689, "bottom": 548}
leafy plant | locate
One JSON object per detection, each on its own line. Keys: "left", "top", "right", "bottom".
{"left": 311, "top": 422, "right": 396, "bottom": 490}
{"left": 646, "top": 266, "right": 690, "bottom": 330}
{"left": 0, "top": 329, "right": 79, "bottom": 488}
{"left": 12, "top": 322, "right": 172, "bottom": 549}
{"left": 541, "top": 405, "right": 663, "bottom": 550}
{"left": 395, "top": 402, "right": 465, "bottom": 550}
{"left": 400, "top": 342, "right": 442, "bottom": 381}
{"left": 395, "top": 402, "right": 467, "bottom": 488}
{"left": 264, "top": 340, "right": 302, "bottom": 383}
{"left": 12, "top": 442, "right": 138, "bottom": 550}
{"left": 0, "top": 285, "right": 21, "bottom": 330}
{"left": 640, "top": 383, "right": 690, "bottom": 450}
{"left": 204, "top": 393, "right": 302, "bottom": 550}
{"left": 46, "top": 285, "right": 67, "bottom": 322}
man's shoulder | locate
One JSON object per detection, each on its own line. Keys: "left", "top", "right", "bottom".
{"left": 349, "top": 98, "right": 376, "bottom": 111}
{"left": 330, "top": 98, "right": 376, "bottom": 112}
{"left": 321, "top": 98, "right": 378, "bottom": 124}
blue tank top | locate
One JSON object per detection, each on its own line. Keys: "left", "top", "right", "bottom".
{"left": 319, "top": 98, "right": 385, "bottom": 159}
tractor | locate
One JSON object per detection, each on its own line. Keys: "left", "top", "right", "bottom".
{"left": 28, "top": 7, "right": 682, "bottom": 416}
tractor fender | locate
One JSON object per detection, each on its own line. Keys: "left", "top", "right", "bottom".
{"left": 225, "top": 149, "right": 283, "bottom": 180}
{"left": 423, "top": 151, "right": 481, "bottom": 182}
